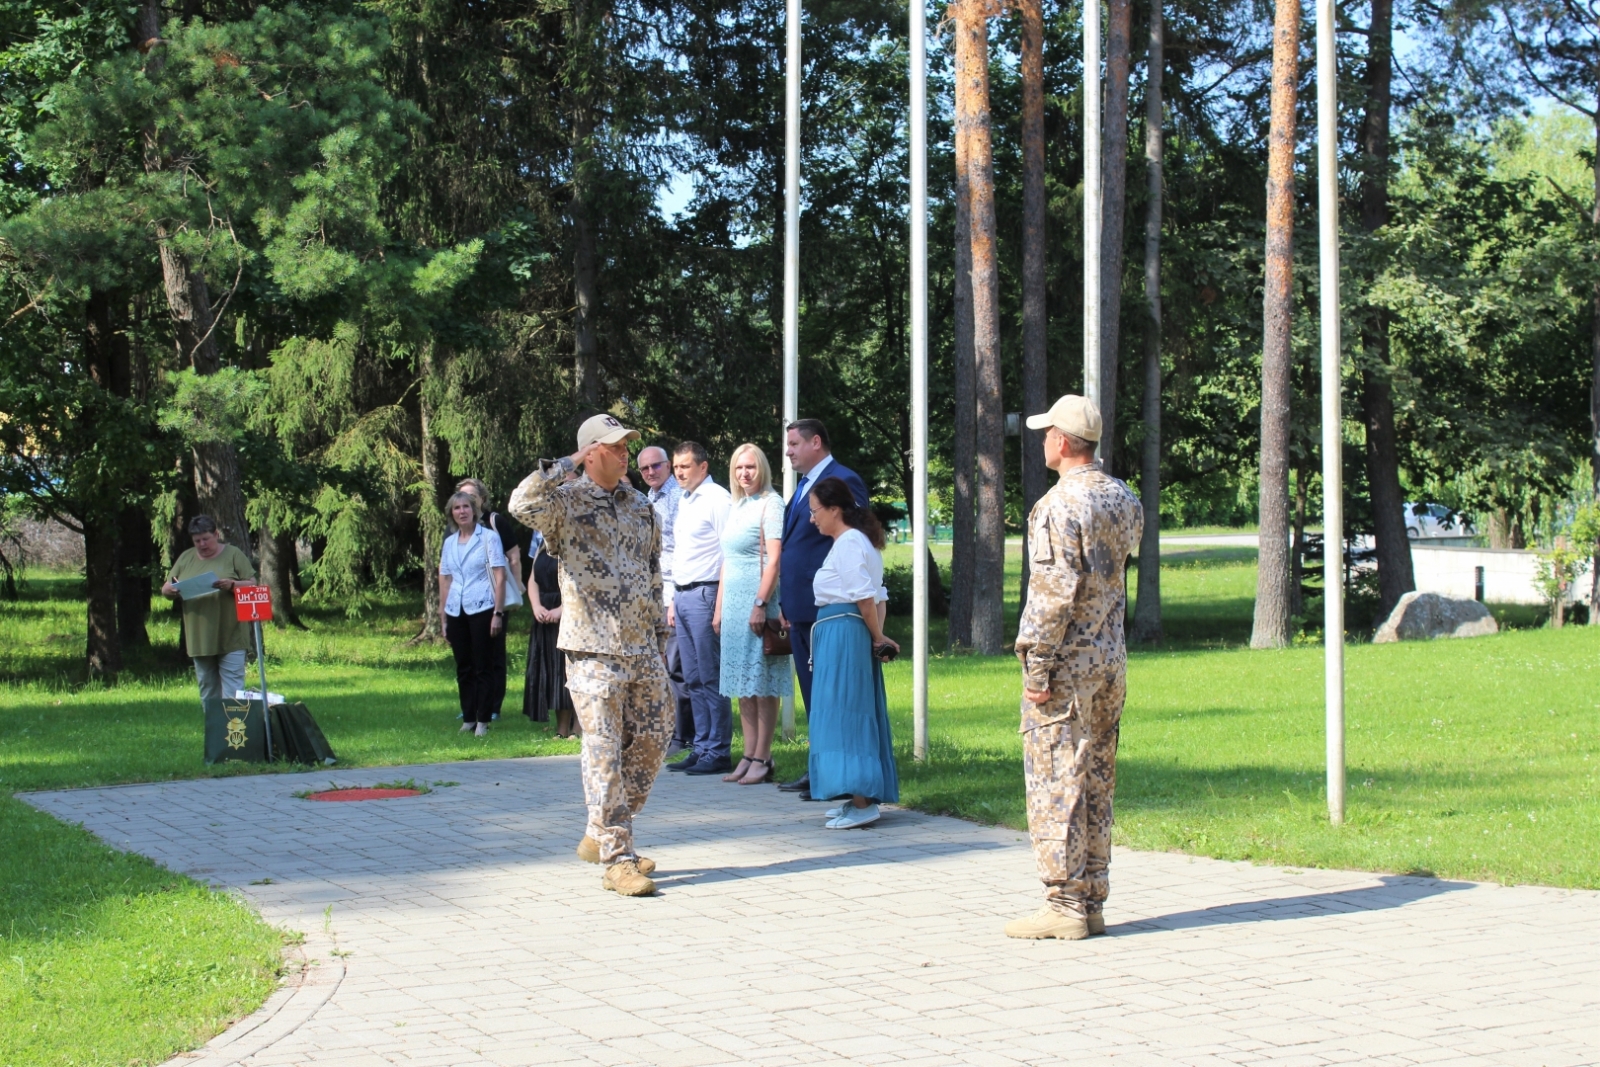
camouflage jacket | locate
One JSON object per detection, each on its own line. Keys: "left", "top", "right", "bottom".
{"left": 508, "top": 458, "right": 667, "bottom": 658}
{"left": 1014, "top": 462, "right": 1143, "bottom": 692}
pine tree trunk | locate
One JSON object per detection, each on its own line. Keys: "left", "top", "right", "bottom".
{"left": 1018, "top": 0, "right": 1048, "bottom": 615}
{"left": 418, "top": 343, "right": 448, "bottom": 642}
{"left": 86, "top": 288, "right": 150, "bottom": 652}
{"left": 157, "top": 246, "right": 250, "bottom": 554}
{"left": 570, "top": 0, "right": 601, "bottom": 412}
{"left": 1250, "top": 0, "right": 1299, "bottom": 650}
{"left": 949, "top": 35, "right": 976, "bottom": 652}
{"left": 1130, "top": 0, "right": 1164, "bottom": 645}
{"left": 1358, "top": 0, "right": 1414, "bottom": 621}
{"left": 956, "top": 0, "right": 1005, "bottom": 655}
{"left": 116, "top": 504, "right": 152, "bottom": 649}
{"left": 572, "top": 127, "right": 601, "bottom": 411}
{"left": 137, "top": 1, "right": 251, "bottom": 557}
{"left": 258, "top": 526, "right": 305, "bottom": 629}
{"left": 83, "top": 289, "right": 125, "bottom": 678}
{"left": 1096, "top": 0, "right": 1133, "bottom": 476}
{"left": 85, "top": 521, "right": 120, "bottom": 679}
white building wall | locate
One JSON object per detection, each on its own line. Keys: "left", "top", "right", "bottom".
{"left": 1409, "top": 545, "right": 1592, "bottom": 606}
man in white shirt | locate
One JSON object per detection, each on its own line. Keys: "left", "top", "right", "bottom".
{"left": 638, "top": 444, "right": 695, "bottom": 758}
{"left": 668, "top": 441, "right": 734, "bottom": 775}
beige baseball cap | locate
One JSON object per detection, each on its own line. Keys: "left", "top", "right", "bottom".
{"left": 576, "top": 413, "right": 641, "bottom": 451}
{"left": 1024, "top": 394, "right": 1102, "bottom": 441}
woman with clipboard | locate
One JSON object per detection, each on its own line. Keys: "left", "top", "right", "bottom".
{"left": 161, "top": 514, "right": 257, "bottom": 709}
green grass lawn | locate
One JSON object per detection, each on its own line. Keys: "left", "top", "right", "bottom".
{"left": 2, "top": 554, "right": 1596, "bottom": 1063}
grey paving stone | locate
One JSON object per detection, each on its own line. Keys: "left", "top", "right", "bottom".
{"left": 20, "top": 754, "right": 1597, "bottom": 1067}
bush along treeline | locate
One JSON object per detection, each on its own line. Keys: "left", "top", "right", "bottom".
{"left": 0, "top": 0, "right": 1594, "bottom": 677}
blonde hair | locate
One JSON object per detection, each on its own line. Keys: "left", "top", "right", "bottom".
{"left": 445, "top": 490, "right": 481, "bottom": 532}
{"left": 455, "top": 478, "right": 491, "bottom": 510}
{"left": 728, "top": 443, "right": 774, "bottom": 503}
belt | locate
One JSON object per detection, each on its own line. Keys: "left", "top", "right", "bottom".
{"left": 676, "top": 580, "right": 719, "bottom": 592}
{"left": 808, "top": 609, "right": 864, "bottom": 669}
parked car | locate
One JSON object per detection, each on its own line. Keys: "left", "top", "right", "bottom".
{"left": 1405, "top": 503, "right": 1472, "bottom": 539}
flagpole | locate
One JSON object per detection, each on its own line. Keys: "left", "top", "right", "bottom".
{"left": 781, "top": 0, "right": 801, "bottom": 742}
{"left": 910, "top": 0, "right": 929, "bottom": 762}
{"left": 1316, "top": 0, "right": 1344, "bottom": 825}
{"left": 1083, "top": 0, "right": 1102, "bottom": 417}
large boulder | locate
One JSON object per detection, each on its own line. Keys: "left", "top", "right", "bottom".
{"left": 1373, "top": 591, "right": 1499, "bottom": 644}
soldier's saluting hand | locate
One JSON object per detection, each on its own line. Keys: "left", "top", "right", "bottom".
{"left": 1005, "top": 395, "right": 1143, "bottom": 941}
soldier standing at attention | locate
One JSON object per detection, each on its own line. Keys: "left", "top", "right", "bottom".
{"left": 1006, "top": 395, "right": 1143, "bottom": 940}
{"left": 509, "top": 414, "right": 673, "bottom": 897}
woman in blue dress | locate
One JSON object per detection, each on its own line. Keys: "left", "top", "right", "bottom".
{"left": 805, "top": 476, "right": 899, "bottom": 828}
{"left": 712, "top": 443, "right": 793, "bottom": 785}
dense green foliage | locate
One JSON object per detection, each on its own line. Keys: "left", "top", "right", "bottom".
{"left": 0, "top": 0, "right": 1591, "bottom": 643}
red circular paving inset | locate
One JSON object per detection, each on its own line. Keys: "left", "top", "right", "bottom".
{"left": 304, "top": 787, "right": 422, "bottom": 802}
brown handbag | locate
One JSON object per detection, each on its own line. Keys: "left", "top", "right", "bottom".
{"left": 762, "top": 618, "right": 792, "bottom": 657}
{"left": 757, "top": 495, "right": 791, "bottom": 657}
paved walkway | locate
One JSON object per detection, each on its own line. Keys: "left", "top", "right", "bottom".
{"left": 25, "top": 757, "right": 1597, "bottom": 1067}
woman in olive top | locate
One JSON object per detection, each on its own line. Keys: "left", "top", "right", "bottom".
{"left": 161, "top": 515, "right": 257, "bottom": 707}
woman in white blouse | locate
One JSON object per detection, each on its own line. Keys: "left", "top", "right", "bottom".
{"left": 804, "top": 476, "right": 900, "bottom": 828}
{"left": 438, "top": 490, "right": 507, "bottom": 737}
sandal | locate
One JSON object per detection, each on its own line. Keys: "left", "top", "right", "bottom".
{"left": 722, "top": 756, "right": 754, "bottom": 783}
{"left": 738, "top": 757, "right": 774, "bottom": 785}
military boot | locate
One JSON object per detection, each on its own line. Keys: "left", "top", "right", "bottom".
{"left": 602, "top": 859, "right": 656, "bottom": 897}
{"left": 576, "top": 836, "right": 656, "bottom": 875}
{"left": 1004, "top": 906, "right": 1089, "bottom": 940}
{"left": 1086, "top": 910, "right": 1106, "bottom": 936}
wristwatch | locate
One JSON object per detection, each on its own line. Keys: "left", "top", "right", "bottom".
{"left": 753, "top": 597, "right": 766, "bottom": 607}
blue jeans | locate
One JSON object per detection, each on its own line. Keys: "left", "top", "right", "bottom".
{"left": 673, "top": 584, "right": 731, "bottom": 761}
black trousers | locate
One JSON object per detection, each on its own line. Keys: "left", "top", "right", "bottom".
{"left": 446, "top": 608, "right": 498, "bottom": 723}
{"left": 487, "top": 618, "right": 508, "bottom": 717}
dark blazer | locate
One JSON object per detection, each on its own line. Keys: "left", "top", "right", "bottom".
{"left": 780, "top": 458, "right": 870, "bottom": 624}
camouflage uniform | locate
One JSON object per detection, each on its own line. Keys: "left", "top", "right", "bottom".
{"left": 509, "top": 457, "right": 673, "bottom": 864}
{"left": 1014, "top": 462, "right": 1143, "bottom": 915}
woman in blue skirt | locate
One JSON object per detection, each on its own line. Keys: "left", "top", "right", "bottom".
{"left": 805, "top": 476, "right": 900, "bottom": 829}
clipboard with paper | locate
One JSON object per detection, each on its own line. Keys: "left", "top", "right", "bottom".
{"left": 174, "top": 571, "right": 220, "bottom": 600}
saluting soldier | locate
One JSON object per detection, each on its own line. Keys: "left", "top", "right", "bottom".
{"left": 1006, "top": 395, "right": 1143, "bottom": 940}
{"left": 508, "top": 414, "right": 673, "bottom": 897}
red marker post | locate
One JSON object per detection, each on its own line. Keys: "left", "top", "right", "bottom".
{"left": 234, "top": 585, "right": 275, "bottom": 760}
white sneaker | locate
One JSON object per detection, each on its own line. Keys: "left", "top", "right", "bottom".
{"left": 825, "top": 804, "right": 880, "bottom": 829}
{"left": 474, "top": 723, "right": 489, "bottom": 738}
{"left": 825, "top": 803, "right": 851, "bottom": 819}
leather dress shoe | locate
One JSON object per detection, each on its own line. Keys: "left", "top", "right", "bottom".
{"left": 778, "top": 773, "right": 810, "bottom": 792}
{"left": 667, "top": 753, "right": 700, "bottom": 773}
{"left": 684, "top": 755, "right": 732, "bottom": 776}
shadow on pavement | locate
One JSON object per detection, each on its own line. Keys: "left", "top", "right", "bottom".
{"left": 1113, "top": 873, "right": 1474, "bottom": 935}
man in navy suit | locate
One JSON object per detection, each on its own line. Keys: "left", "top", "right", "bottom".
{"left": 777, "top": 417, "right": 870, "bottom": 795}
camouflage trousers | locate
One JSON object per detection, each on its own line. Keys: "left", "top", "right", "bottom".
{"left": 1022, "top": 669, "right": 1126, "bottom": 914}
{"left": 565, "top": 651, "right": 674, "bottom": 864}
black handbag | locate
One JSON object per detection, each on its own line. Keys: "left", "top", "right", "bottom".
{"left": 268, "top": 702, "right": 339, "bottom": 766}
